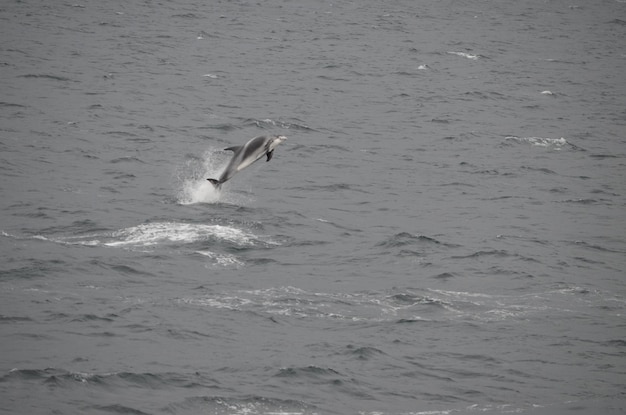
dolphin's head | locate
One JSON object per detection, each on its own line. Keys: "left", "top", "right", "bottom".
{"left": 269, "top": 135, "right": 287, "bottom": 150}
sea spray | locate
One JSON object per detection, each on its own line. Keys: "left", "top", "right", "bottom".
{"left": 180, "top": 179, "right": 221, "bottom": 205}
{"left": 175, "top": 148, "right": 226, "bottom": 204}
{"left": 174, "top": 148, "right": 256, "bottom": 206}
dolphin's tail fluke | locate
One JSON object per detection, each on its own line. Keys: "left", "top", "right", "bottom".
{"left": 207, "top": 178, "right": 222, "bottom": 189}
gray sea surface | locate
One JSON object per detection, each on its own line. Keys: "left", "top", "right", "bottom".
{"left": 1, "top": 0, "right": 626, "bottom": 414}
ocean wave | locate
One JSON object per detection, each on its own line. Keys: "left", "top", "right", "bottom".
{"left": 2, "top": 368, "right": 320, "bottom": 414}
{"left": 450, "top": 249, "right": 528, "bottom": 260}
{"left": 275, "top": 365, "right": 342, "bottom": 379}
{"left": 376, "top": 233, "right": 460, "bottom": 258}
{"left": 377, "top": 232, "right": 454, "bottom": 249}
{"left": 3, "top": 368, "right": 216, "bottom": 390}
{"left": 18, "top": 73, "right": 74, "bottom": 82}
{"left": 0, "top": 101, "right": 27, "bottom": 108}
{"left": 195, "top": 250, "right": 245, "bottom": 268}
{"left": 344, "top": 345, "right": 386, "bottom": 361}
{"left": 88, "top": 404, "right": 150, "bottom": 415}
{"left": 271, "top": 365, "right": 371, "bottom": 401}
{"left": 244, "top": 117, "right": 315, "bottom": 131}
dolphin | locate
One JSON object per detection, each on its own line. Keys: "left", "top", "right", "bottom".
{"left": 207, "top": 135, "right": 287, "bottom": 188}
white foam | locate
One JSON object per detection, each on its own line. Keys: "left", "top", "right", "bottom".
{"left": 196, "top": 250, "right": 245, "bottom": 268}
{"left": 184, "top": 287, "right": 442, "bottom": 322}
{"left": 179, "top": 296, "right": 253, "bottom": 310}
{"left": 6, "top": 231, "right": 103, "bottom": 247}
{"left": 105, "top": 222, "right": 255, "bottom": 247}
{"left": 505, "top": 136, "right": 568, "bottom": 149}
{"left": 9, "top": 220, "right": 270, "bottom": 256}
{"left": 447, "top": 51, "right": 479, "bottom": 60}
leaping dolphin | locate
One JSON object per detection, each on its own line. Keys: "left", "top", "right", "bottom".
{"left": 207, "top": 135, "right": 287, "bottom": 188}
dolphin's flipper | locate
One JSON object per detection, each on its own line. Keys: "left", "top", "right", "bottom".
{"left": 224, "top": 146, "right": 242, "bottom": 152}
{"left": 266, "top": 150, "right": 274, "bottom": 162}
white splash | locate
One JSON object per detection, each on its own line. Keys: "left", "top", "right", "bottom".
{"left": 175, "top": 148, "right": 227, "bottom": 204}
{"left": 179, "top": 179, "right": 222, "bottom": 204}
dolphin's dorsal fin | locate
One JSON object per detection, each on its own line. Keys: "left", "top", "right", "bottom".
{"left": 224, "top": 146, "right": 242, "bottom": 152}
{"left": 266, "top": 150, "right": 274, "bottom": 162}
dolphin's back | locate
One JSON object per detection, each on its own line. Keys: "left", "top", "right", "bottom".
{"left": 238, "top": 136, "right": 270, "bottom": 169}
{"left": 206, "top": 135, "right": 283, "bottom": 187}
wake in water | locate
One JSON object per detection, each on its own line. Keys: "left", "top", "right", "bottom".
{"left": 3, "top": 221, "right": 278, "bottom": 268}
{"left": 504, "top": 136, "right": 570, "bottom": 150}
{"left": 178, "top": 285, "right": 606, "bottom": 323}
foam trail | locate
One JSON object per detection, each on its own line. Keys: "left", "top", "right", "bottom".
{"left": 505, "top": 136, "right": 569, "bottom": 150}
{"left": 105, "top": 222, "right": 254, "bottom": 247}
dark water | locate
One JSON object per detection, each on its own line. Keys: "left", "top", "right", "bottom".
{"left": 1, "top": 0, "right": 626, "bottom": 414}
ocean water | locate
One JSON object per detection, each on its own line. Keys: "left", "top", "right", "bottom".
{"left": 1, "top": 0, "right": 626, "bottom": 414}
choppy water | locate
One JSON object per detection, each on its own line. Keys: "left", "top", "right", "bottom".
{"left": 1, "top": 0, "right": 626, "bottom": 414}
